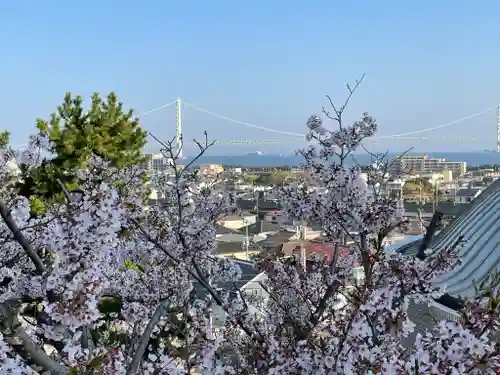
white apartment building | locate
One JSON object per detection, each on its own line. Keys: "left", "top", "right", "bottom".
{"left": 390, "top": 155, "right": 467, "bottom": 177}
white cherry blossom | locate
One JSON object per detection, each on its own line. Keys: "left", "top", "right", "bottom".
{"left": 0, "top": 83, "right": 499, "bottom": 374}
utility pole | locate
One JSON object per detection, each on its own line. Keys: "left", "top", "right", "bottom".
{"left": 436, "top": 180, "right": 440, "bottom": 210}
{"left": 432, "top": 180, "right": 440, "bottom": 213}
{"left": 453, "top": 178, "right": 457, "bottom": 206}
{"left": 419, "top": 180, "right": 423, "bottom": 204}
{"left": 242, "top": 219, "right": 250, "bottom": 260}
{"left": 207, "top": 273, "right": 213, "bottom": 339}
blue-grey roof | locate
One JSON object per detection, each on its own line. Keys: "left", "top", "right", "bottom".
{"left": 430, "top": 179, "right": 500, "bottom": 299}
{"left": 398, "top": 179, "right": 500, "bottom": 347}
{"left": 399, "top": 179, "right": 500, "bottom": 258}
{"left": 455, "top": 187, "right": 482, "bottom": 197}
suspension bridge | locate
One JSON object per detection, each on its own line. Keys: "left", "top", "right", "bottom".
{"left": 140, "top": 98, "right": 500, "bottom": 157}
{"left": 11, "top": 98, "right": 500, "bottom": 155}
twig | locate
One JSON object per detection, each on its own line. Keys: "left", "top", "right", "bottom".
{"left": 322, "top": 73, "right": 366, "bottom": 127}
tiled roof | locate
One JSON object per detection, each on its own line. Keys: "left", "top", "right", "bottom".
{"left": 277, "top": 240, "right": 351, "bottom": 263}
{"left": 399, "top": 180, "right": 500, "bottom": 257}
{"left": 403, "top": 202, "right": 468, "bottom": 217}
{"left": 258, "top": 231, "right": 296, "bottom": 248}
{"left": 236, "top": 198, "right": 281, "bottom": 211}
{"left": 404, "top": 178, "right": 500, "bottom": 340}
{"left": 216, "top": 240, "right": 259, "bottom": 254}
{"left": 243, "top": 220, "right": 281, "bottom": 235}
{"left": 303, "top": 242, "right": 351, "bottom": 262}
{"left": 215, "top": 224, "right": 241, "bottom": 235}
{"left": 430, "top": 179, "right": 500, "bottom": 299}
{"left": 455, "top": 187, "right": 482, "bottom": 197}
{"left": 217, "top": 233, "right": 245, "bottom": 243}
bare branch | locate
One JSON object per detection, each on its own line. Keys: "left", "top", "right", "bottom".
{"left": 321, "top": 73, "right": 365, "bottom": 128}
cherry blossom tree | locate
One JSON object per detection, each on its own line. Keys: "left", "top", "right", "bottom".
{"left": 0, "top": 81, "right": 499, "bottom": 375}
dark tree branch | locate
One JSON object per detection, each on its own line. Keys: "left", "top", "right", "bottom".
{"left": 0, "top": 299, "right": 68, "bottom": 375}
{"left": 416, "top": 211, "right": 443, "bottom": 260}
{"left": 0, "top": 200, "right": 46, "bottom": 274}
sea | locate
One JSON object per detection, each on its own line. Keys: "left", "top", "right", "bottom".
{"left": 185, "top": 152, "right": 500, "bottom": 167}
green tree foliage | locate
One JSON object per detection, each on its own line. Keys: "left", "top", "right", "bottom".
{"left": 17, "top": 93, "right": 148, "bottom": 211}
{"left": 0, "top": 130, "right": 10, "bottom": 150}
{"left": 255, "top": 170, "right": 292, "bottom": 186}
{"left": 403, "top": 177, "right": 433, "bottom": 194}
{"left": 242, "top": 173, "right": 260, "bottom": 184}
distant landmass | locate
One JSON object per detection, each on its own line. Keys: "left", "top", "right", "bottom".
{"left": 185, "top": 152, "right": 500, "bottom": 167}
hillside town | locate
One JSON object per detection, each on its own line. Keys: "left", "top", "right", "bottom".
{"left": 144, "top": 152, "right": 500, "bottom": 265}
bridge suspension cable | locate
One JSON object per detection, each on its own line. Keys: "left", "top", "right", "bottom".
{"left": 10, "top": 98, "right": 495, "bottom": 149}
{"left": 181, "top": 100, "right": 494, "bottom": 140}
{"left": 374, "top": 107, "right": 494, "bottom": 139}
{"left": 182, "top": 102, "right": 304, "bottom": 136}
{"left": 140, "top": 100, "right": 178, "bottom": 116}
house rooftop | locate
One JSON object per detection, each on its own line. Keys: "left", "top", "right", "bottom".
{"left": 399, "top": 178, "right": 500, "bottom": 341}
{"left": 257, "top": 231, "right": 296, "bottom": 248}
{"left": 192, "top": 258, "right": 262, "bottom": 327}
{"left": 215, "top": 224, "right": 241, "bottom": 235}
{"left": 455, "top": 187, "right": 482, "bottom": 197}
{"left": 244, "top": 220, "right": 281, "bottom": 235}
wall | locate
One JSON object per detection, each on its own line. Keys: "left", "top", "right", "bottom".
{"left": 455, "top": 195, "right": 473, "bottom": 204}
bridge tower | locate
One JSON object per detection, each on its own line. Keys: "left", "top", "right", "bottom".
{"left": 176, "top": 98, "right": 183, "bottom": 158}
{"left": 497, "top": 101, "right": 500, "bottom": 152}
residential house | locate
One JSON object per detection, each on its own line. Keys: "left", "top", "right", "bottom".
{"left": 215, "top": 224, "right": 241, "bottom": 238}
{"left": 216, "top": 240, "right": 262, "bottom": 261}
{"left": 199, "top": 164, "right": 224, "bottom": 177}
{"left": 264, "top": 210, "right": 286, "bottom": 224}
{"left": 218, "top": 212, "right": 257, "bottom": 230}
{"left": 256, "top": 231, "right": 298, "bottom": 253}
{"left": 192, "top": 258, "right": 266, "bottom": 328}
{"left": 454, "top": 187, "right": 482, "bottom": 204}
{"left": 261, "top": 239, "right": 364, "bottom": 283}
{"left": 243, "top": 220, "right": 282, "bottom": 237}
{"left": 216, "top": 223, "right": 267, "bottom": 261}
{"left": 236, "top": 198, "right": 281, "bottom": 215}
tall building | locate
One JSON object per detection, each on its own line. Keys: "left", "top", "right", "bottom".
{"left": 141, "top": 153, "right": 173, "bottom": 174}
{"left": 390, "top": 155, "right": 467, "bottom": 177}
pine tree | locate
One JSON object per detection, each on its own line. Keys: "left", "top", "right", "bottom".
{"left": 17, "top": 92, "right": 148, "bottom": 211}
{"left": 0, "top": 131, "right": 9, "bottom": 150}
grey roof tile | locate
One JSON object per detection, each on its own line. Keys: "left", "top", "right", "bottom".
{"left": 406, "top": 179, "right": 500, "bottom": 344}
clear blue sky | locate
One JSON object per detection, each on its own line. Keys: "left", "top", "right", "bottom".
{"left": 1, "top": 1, "right": 500, "bottom": 154}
